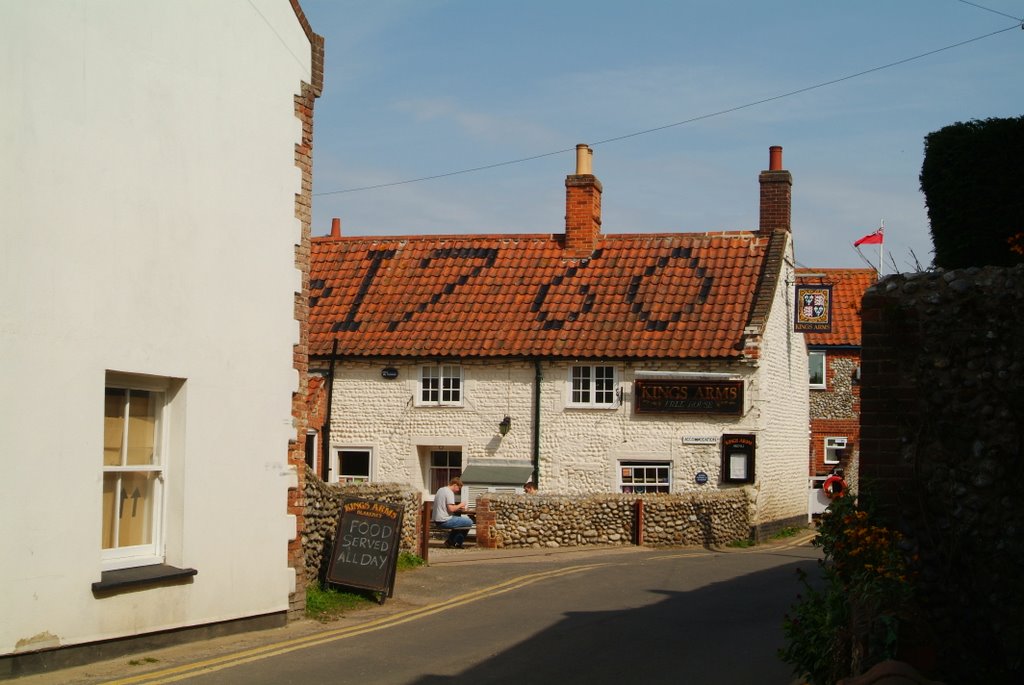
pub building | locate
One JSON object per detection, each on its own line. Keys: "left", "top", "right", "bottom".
{"left": 308, "top": 145, "right": 810, "bottom": 535}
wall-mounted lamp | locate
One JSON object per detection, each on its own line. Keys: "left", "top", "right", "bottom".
{"left": 498, "top": 416, "right": 512, "bottom": 436}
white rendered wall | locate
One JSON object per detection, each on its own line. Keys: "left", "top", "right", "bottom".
{"left": 535, "top": 361, "right": 760, "bottom": 494}
{"left": 328, "top": 362, "right": 537, "bottom": 490}
{"left": 329, "top": 351, "right": 806, "bottom": 507}
{"left": 0, "top": 1, "right": 311, "bottom": 655}
{"left": 746, "top": 239, "right": 811, "bottom": 525}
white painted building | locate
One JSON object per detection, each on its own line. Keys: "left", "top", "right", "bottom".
{"left": 309, "top": 146, "right": 809, "bottom": 535}
{"left": 0, "top": 0, "right": 321, "bottom": 665}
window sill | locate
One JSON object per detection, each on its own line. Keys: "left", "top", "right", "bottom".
{"left": 92, "top": 564, "right": 197, "bottom": 595}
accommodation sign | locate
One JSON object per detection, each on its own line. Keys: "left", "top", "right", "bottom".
{"left": 634, "top": 379, "right": 743, "bottom": 415}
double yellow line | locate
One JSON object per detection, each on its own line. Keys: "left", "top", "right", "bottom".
{"left": 104, "top": 562, "right": 609, "bottom": 684}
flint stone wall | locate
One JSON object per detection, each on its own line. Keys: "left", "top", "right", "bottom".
{"left": 477, "top": 487, "right": 756, "bottom": 549}
{"left": 860, "top": 265, "right": 1024, "bottom": 681}
{"left": 810, "top": 355, "right": 858, "bottom": 419}
{"left": 303, "top": 471, "right": 422, "bottom": 583}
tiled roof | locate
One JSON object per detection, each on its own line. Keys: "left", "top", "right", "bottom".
{"left": 796, "top": 268, "right": 876, "bottom": 347}
{"left": 310, "top": 231, "right": 784, "bottom": 360}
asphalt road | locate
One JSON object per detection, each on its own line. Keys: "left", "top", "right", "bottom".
{"left": 21, "top": 536, "right": 820, "bottom": 685}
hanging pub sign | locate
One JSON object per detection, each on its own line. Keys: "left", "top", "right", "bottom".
{"left": 634, "top": 379, "right": 744, "bottom": 415}
{"left": 794, "top": 283, "right": 833, "bottom": 333}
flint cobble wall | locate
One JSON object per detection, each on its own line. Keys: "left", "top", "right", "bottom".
{"left": 476, "top": 488, "right": 756, "bottom": 549}
{"left": 303, "top": 471, "right": 422, "bottom": 583}
{"left": 860, "top": 265, "right": 1024, "bottom": 681}
{"left": 303, "top": 474, "right": 758, "bottom": 570}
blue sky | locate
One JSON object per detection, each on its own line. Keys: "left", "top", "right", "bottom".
{"left": 301, "top": 1, "right": 1022, "bottom": 272}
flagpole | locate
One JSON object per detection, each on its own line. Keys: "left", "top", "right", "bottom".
{"left": 879, "top": 219, "right": 884, "bottom": 277}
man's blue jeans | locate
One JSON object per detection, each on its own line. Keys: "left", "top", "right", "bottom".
{"left": 436, "top": 515, "right": 473, "bottom": 547}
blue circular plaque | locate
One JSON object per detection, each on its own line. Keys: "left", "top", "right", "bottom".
{"left": 695, "top": 471, "right": 709, "bottom": 485}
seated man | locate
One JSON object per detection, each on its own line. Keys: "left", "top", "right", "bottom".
{"left": 432, "top": 476, "right": 474, "bottom": 548}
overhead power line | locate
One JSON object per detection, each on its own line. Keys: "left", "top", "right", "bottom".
{"left": 956, "top": 0, "right": 1023, "bottom": 23}
{"left": 314, "top": 24, "right": 1020, "bottom": 197}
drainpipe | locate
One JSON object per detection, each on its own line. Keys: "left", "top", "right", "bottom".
{"left": 532, "top": 359, "right": 542, "bottom": 485}
{"left": 322, "top": 339, "right": 338, "bottom": 482}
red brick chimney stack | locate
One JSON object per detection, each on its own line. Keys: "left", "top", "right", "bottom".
{"left": 330, "top": 217, "right": 341, "bottom": 238}
{"left": 565, "top": 143, "right": 602, "bottom": 256}
{"left": 759, "top": 145, "right": 792, "bottom": 235}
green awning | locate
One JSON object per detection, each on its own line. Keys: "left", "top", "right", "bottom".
{"left": 460, "top": 460, "right": 534, "bottom": 485}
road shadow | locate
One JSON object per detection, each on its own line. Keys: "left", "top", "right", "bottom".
{"left": 408, "top": 557, "right": 819, "bottom": 685}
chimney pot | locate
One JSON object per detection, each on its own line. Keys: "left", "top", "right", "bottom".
{"left": 769, "top": 145, "right": 783, "bottom": 171}
{"left": 330, "top": 217, "right": 341, "bottom": 238}
{"left": 575, "top": 144, "right": 593, "bottom": 175}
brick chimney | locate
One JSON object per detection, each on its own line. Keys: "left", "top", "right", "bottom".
{"left": 759, "top": 145, "right": 792, "bottom": 235}
{"left": 565, "top": 144, "right": 602, "bottom": 256}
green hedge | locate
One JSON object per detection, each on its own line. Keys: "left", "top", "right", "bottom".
{"left": 920, "top": 116, "right": 1024, "bottom": 269}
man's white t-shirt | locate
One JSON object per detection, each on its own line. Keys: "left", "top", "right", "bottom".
{"left": 432, "top": 486, "right": 456, "bottom": 523}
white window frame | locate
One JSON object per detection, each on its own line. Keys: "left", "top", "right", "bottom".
{"left": 422, "top": 448, "right": 463, "bottom": 495}
{"left": 418, "top": 364, "right": 463, "bottom": 406}
{"left": 808, "top": 350, "right": 826, "bottom": 389}
{"left": 617, "top": 460, "right": 672, "bottom": 494}
{"left": 568, "top": 365, "right": 618, "bottom": 408}
{"left": 304, "top": 430, "right": 319, "bottom": 474}
{"left": 102, "top": 373, "right": 169, "bottom": 571}
{"left": 824, "top": 437, "right": 847, "bottom": 465}
{"left": 333, "top": 447, "right": 373, "bottom": 484}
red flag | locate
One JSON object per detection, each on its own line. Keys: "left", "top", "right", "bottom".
{"left": 854, "top": 227, "right": 884, "bottom": 246}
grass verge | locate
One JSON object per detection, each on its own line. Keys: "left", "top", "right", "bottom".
{"left": 305, "top": 552, "right": 427, "bottom": 621}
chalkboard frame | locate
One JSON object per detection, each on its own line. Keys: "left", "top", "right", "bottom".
{"left": 325, "top": 497, "right": 405, "bottom": 603}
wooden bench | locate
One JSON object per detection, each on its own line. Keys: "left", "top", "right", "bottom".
{"left": 430, "top": 521, "right": 473, "bottom": 536}
{"left": 430, "top": 520, "right": 474, "bottom": 548}
{"left": 418, "top": 502, "right": 474, "bottom": 559}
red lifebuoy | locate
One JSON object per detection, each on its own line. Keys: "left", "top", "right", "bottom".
{"left": 823, "top": 475, "right": 847, "bottom": 498}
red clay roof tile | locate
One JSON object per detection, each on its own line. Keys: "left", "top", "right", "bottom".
{"left": 311, "top": 232, "right": 775, "bottom": 360}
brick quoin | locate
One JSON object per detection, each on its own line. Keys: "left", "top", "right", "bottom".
{"left": 286, "top": 4, "right": 323, "bottom": 621}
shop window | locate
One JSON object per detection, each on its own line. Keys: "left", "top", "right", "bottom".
{"left": 618, "top": 461, "right": 671, "bottom": 493}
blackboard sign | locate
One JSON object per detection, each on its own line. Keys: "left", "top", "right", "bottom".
{"left": 326, "top": 497, "right": 405, "bottom": 603}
